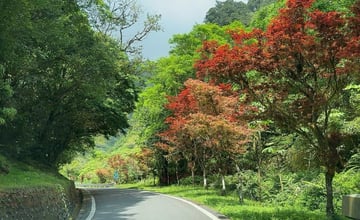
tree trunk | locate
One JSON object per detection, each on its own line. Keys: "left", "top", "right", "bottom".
{"left": 325, "top": 168, "right": 335, "bottom": 218}
{"left": 203, "top": 169, "right": 207, "bottom": 189}
{"left": 175, "top": 161, "right": 179, "bottom": 185}
{"left": 279, "top": 174, "right": 284, "bottom": 192}
{"left": 235, "top": 165, "right": 244, "bottom": 204}
{"left": 221, "top": 174, "right": 226, "bottom": 196}
{"left": 167, "top": 170, "right": 170, "bottom": 185}
{"left": 312, "top": 127, "right": 340, "bottom": 218}
{"left": 257, "top": 167, "right": 262, "bottom": 202}
{"left": 191, "top": 167, "right": 195, "bottom": 186}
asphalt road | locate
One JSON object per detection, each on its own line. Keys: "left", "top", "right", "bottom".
{"left": 76, "top": 188, "right": 226, "bottom": 220}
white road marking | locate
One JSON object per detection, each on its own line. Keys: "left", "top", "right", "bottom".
{"left": 85, "top": 191, "right": 96, "bottom": 220}
{"left": 160, "top": 193, "right": 220, "bottom": 220}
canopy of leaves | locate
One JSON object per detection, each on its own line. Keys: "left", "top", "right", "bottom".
{"left": 0, "top": 0, "right": 137, "bottom": 167}
{"left": 156, "top": 79, "right": 253, "bottom": 177}
{"left": 204, "top": 0, "right": 276, "bottom": 26}
{"left": 196, "top": 0, "right": 360, "bottom": 215}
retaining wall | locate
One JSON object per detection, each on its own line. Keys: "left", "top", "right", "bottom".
{"left": 0, "top": 181, "right": 81, "bottom": 220}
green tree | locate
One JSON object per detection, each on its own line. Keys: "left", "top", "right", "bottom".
{"left": 204, "top": 0, "right": 276, "bottom": 26}
{"left": 0, "top": 0, "right": 137, "bottom": 167}
{"left": 247, "top": 0, "right": 277, "bottom": 12}
{"left": 249, "top": 0, "right": 285, "bottom": 29}
{"left": 0, "top": 0, "right": 29, "bottom": 126}
{"left": 0, "top": 65, "right": 16, "bottom": 126}
{"left": 82, "top": 0, "right": 161, "bottom": 55}
{"left": 205, "top": 0, "right": 251, "bottom": 26}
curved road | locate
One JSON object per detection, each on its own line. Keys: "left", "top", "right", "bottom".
{"left": 77, "top": 188, "right": 226, "bottom": 220}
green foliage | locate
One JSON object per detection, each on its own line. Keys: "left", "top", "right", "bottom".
{"left": 247, "top": 0, "right": 279, "bottom": 12}
{"left": 125, "top": 184, "right": 331, "bottom": 220}
{"left": 205, "top": 0, "right": 251, "bottom": 26}
{"left": 249, "top": 0, "right": 356, "bottom": 30}
{"left": 345, "top": 153, "right": 360, "bottom": 171}
{"left": 249, "top": 0, "right": 286, "bottom": 29}
{"left": 142, "top": 169, "right": 358, "bottom": 217}
{"left": 0, "top": 0, "right": 138, "bottom": 167}
{"left": 333, "top": 170, "right": 360, "bottom": 212}
{"left": 60, "top": 132, "right": 143, "bottom": 183}
{"left": 58, "top": 1, "right": 360, "bottom": 218}
{"left": 312, "top": 0, "right": 357, "bottom": 12}
{"left": 204, "top": 0, "right": 277, "bottom": 26}
{"left": 0, "top": 154, "right": 69, "bottom": 189}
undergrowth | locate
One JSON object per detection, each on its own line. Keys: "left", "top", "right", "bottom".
{"left": 121, "top": 182, "right": 346, "bottom": 220}
{"left": 0, "top": 154, "right": 68, "bottom": 190}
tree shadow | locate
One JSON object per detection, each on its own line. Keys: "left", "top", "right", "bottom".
{"left": 79, "top": 188, "right": 157, "bottom": 220}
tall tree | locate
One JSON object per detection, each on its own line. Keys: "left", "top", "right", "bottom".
{"left": 249, "top": 0, "right": 285, "bottom": 29}
{"left": 196, "top": 0, "right": 360, "bottom": 216}
{"left": 247, "top": 0, "right": 277, "bottom": 12}
{"left": 81, "top": 0, "right": 161, "bottom": 55}
{"left": 204, "top": 0, "right": 276, "bottom": 26}
{"left": 0, "top": 65, "right": 16, "bottom": 126}
{"left": 205, "top": 0, "right": 251, "bottom": 26}
{"left": 0, "top": 0, "right": 137, "bottom": 166}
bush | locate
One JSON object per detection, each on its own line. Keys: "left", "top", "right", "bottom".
{"left": 0, "top": 160, "right": 9, "bottom": 175}
{"left": 179, "top": 175, "right": 203, "bottom": 186}
{"left": 333, "top": 170, "right": 360, "bottom": 213}
{"left": 95, "top": 168, "right": 111, "bottom": 183}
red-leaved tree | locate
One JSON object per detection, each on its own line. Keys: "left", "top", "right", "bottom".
{"left": 157, "top": 79, "right": 254, "bottom": 190}
{"left": 195, "top": 0, "right": 360, "bottom": 216}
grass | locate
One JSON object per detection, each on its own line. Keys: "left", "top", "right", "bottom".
{"left": 119, "top": 182, "right": 345, "bottom": 220}
{"left": 0, "top": 154, "right": 69, "bottom": 190}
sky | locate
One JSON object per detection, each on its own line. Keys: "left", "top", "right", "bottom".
{"left": 137, "top": 0, "right": 247, "bottom": 60}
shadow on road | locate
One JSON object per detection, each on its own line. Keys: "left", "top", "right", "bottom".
{"left": 79, "top": 188, "right": 157, "bottom": 220}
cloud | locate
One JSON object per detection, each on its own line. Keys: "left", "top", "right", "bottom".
{"left": 140, "top": 0, "right": 215, "bottom": 25}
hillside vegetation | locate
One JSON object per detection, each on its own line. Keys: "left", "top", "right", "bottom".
{"left": 61, "top": 0, "right": 360, "bottom": 219}
{"left": 1, "top": 0, "right": 359, "bottom": 219}
{"left": 0, "top": 154, "right": 69, "bottom": 189}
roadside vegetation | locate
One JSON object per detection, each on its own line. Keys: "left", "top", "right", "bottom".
{"left": 0, "top": 154, "right": 70, "bottom": 189}
{"left": 116, "top": 166, "right": 360, "bottom": 220}
{"left": 61, "top": 0, "right": 360, "bottom": 219}
{"left": 1, "top": 0, "right": 359, "bottom": 219}
{"left": 0, "top": 0, "right": 159, "bottom": 187}
{"left": 120, "top": 182, "right": 342, "bottom": 220}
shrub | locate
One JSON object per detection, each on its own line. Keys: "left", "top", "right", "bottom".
{"left": 95, "top": 168, "right": 111, "bottom": 183}
{"left": 179, "top": 175, "right": 203, "bottom": 186}
{"left": 333, "top": 170, "right": 360, "bottom": 212}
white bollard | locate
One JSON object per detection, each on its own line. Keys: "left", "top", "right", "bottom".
{"left": 343, "top": 194, "right": 360, "bottom": 219}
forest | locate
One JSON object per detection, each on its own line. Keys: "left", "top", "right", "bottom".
{"left": 1, "top": 0, "right": 360, "bottom": 219}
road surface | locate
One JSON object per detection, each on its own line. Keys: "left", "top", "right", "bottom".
{"left": 76, "top": 188, "right": 226, "bottom": 220}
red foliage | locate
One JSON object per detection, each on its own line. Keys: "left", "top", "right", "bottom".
{"left": 193, "top": 0, "right": 360, "bottom": 215}
{"left": 95, "top": 168, "right": 111, "bottom": 183}
{"left": 195, "top": 0, "right": 360, "bottom": 125}
{"left": 156, "top": 78, "right": 254, "bottom": 165}
{"left": 343, "top": 1, "right": 360, "bottom": 74}
{"left": 108, "top": 154, "right": 125, "bottom": 170}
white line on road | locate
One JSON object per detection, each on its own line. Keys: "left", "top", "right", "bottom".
{"left": 85, "top": 191, "right": 96, "bottom": 220}
{"left": 160, "top": 194, "right": 220, "bottom": 220}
